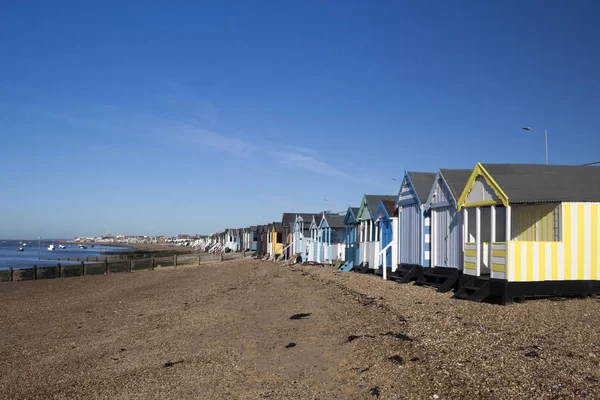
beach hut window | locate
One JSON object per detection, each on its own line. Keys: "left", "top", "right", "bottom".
{"left": 512, "top": 203, "right": 560, "bottom": 242}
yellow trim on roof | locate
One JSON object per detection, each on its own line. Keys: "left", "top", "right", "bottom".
{"left": 457, "top": 163, "right": 509, "bottom": 210}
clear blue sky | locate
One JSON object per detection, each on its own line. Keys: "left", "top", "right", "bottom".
{"left": 1, "top": 0, "right": 600, "bottom": 239}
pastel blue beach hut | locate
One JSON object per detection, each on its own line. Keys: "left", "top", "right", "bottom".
{"left": 373, "top": 200, "right": 398, "bottom": 273}
{"left": 317, "top": 213, "right": 346, "bottom": 263}
{"left": 397, "top": 171, "right": 437, "bottom": 268}
{"left": 289, "top": 213, "right": 320, "bottom": 261}
{"left": 248, "top": 226, "right": 258, "bottom": 251}
{"left": 344, "top": 206, "right": 360, "bottom": 267}
{"left": 357, "top": 195, "right": 396, "bottom": 271}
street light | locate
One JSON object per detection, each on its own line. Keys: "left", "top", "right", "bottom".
{"left": 522, "top": 127, "right": 548, "bottom": 164}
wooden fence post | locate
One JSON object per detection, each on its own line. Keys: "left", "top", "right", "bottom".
{"left": 174, "top": 254, "right": 178, "bottom": 268}
{"left": 33, "top": 265, "right": 37, "bottom": 280}
{"left": 151, "top": 257, "right": 155, "bottom": 270}
{"left": 128, "top": 259, "right": 133, "bottom": 272}
{"left": 9, "top": 267, "right": 13, "bottom": 282}
{"left": 57, "top": 263, "right": 62, "bottom": 278}
{"left": 104, "top": 259, "right": 109, "bottom": 275}
{"left": 198, "top": 254, "right": 201, "bottom": 266}
{"left": 81, "top": 261, "right": 85, "bottom": 276}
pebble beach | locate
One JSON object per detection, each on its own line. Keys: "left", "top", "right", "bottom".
{"left": 0, "top": 258, "right": 599, "bottom": 399}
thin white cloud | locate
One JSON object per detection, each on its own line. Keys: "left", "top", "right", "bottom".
{"left": 177, "top": 126, "right": 258, "bottom": 158}
{"left": 271, "top": 151, "right": 349, "bottom": 178}
{"left": 33, "top": 103, "right": 353, "bottom": 179}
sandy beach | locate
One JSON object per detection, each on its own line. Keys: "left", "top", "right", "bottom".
{"left": 1, "top": 258, "right": 599, "bottom": 399}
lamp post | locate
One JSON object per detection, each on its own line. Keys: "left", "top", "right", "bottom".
{"left": 522, "top": 127, "right": 548, "bottom": 164}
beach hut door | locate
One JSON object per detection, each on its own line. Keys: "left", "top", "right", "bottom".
{"left": 382, "top": 219, "right": 392, "bottom": 267}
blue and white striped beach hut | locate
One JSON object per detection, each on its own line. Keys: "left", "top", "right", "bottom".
{"left": 397, "top": 171, "right": 437, "bottom": 268}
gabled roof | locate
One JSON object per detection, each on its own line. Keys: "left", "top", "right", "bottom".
{"left": 282, "top": 213, "right": 323, "bottom": 227}
{"left": 374, "top": 199, "right": 398, "bottom": 220}
{"left": 461, "top": 163, "right": 600, "bottom": 206}
{"left": 358, "top": 194, "right": 396, "bottom": 220}
{"left": 344, "top": 206, "right": 360, "bottom": 225}
{"left": 366, "top": 195, "right": 395, "bottom": 213}
{"left": 320, "top": 213, "right": 346, "bottom": 229}
{"left": 406, "top": 171, "right": 437, "bottom": 203}
{"left": 439, "top": 169, "right": 473, "bottom": 200}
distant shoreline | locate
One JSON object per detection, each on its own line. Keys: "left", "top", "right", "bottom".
{"left": 64, "top": 241, "right": 197, "bottom": 254}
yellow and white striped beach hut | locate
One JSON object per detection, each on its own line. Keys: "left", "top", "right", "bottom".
{"left": 454, "top": 163, "right": 600, "bottom": 303}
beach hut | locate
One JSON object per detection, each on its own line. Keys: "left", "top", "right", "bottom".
{"left": 308, "top": 216, "right": 320, "bottom": 262}
{"left": 289, "top": 213, "right": 321, "bottom": 262}
{"left": 455, "top": 163, "right": 600, "bottom": 304}
{"left": 248, "top": 226, "right": 258, "bottom": 251}
{"left": 281, "top": 213, "right": 296, "bottom": 259}
{"left": 257, "top": 225, "right": 269, "bottom": 257}
{"left": 267, "top": 222, "right": 284, "bottom": 258}
{"left": 397, "top": 171, "right": 437, "bottom": 271}
{"left": 372, "top": 200, "right": 398, "bottom": 277}
{"left": 317, "top": 213, "right": 346, "bottom": 263}
{"left": 415, "top": 169, "right": 473, "bottom": 291}
{"left": 343, "top": 207, "right": 360, "bottom": 268}
{"left": 356, "top": 195, "right": 396, "bottom": 272}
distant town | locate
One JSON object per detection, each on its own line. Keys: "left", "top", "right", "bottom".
{"left": 72, "top": 232, "right": 203, "bottom": 246}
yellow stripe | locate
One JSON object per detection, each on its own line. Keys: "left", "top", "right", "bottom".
{"left": 492, "top": 263, "right": 505, "bottom": 272}
{"left": 465, "top": 249, "right": 476, "bottom": 257}
{"left": 464, "top": 262, "right": 476, "bottom": 270}
{"left": 578, "top": 203, "right": 585, "bottom": 280}
{"left": 564, "top": 204, "right": 572, "bottom": 280}
{"left": 551, "top": 242, "right": 558, "bottom": 280}
{"left": 592, "top": 204, "right": 598, "bottom": 281}
{"left": 547, "top": 209, "right": 553, "bottom": 240}
{"left": 526, "top": 241, "right": 533, "bottom": 282}
{"left": 492, "top": 250, "right": 506, "bottom": 258}
{"left": 539, "top": 242, "right": 546, "bottom": 281}
{"left": 514, "top": 242, "right": 522, "bottom": 282}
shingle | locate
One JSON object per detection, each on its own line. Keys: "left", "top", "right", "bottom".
{"left": 364, "top": 195, "right": 396, "bottom": 214}
{"left": 381, "top": 200, "right": 396, "bottom": 216}
{"left": 439, "top": 169, "right": 473, "bottom": 199}
{"left": 323, "top": 213, "right": 346, "bottom": 228}
{"left": 482, "top": 164, "right": 600, "bottom": 203}
{"left": 407, "top": 172, "right": 437, "bottom": 202}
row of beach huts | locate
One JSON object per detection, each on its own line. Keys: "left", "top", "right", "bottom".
{"left": 196, "top": 163, "right": 600, "bottom": 304}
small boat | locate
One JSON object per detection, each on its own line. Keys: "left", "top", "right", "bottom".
{"left": 78, "top": 244, "right": 88, "bottom": 249}
{"left": 17, "top": 247, "right": 24, "bottom": 252}
{"left": 48, "top": 244, "right": 56, "bottom": 251}
{"left": 58, "top": 244, "right": 66, "bottom": 249}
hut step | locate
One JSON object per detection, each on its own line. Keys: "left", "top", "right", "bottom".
{"left": 388, "top": 265, "right": 420, "bottom": 283}
{"left": 413, "top": 268, "right": 461, "bottom": 293}
{"left": 454, "top": 280, "right": 491, "bottom": 302}
{"left": 337, "top": 261, "right": 354, "bottom": 272}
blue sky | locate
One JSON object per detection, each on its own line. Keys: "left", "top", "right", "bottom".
{"left": 1, "top": 0, "right": 600, "bottom": 238}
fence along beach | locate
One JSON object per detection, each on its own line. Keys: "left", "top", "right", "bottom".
{"left": 0, "top": 247, "right": 244, "bottom": 282}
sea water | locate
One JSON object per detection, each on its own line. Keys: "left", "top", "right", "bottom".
{"left": 0, "top": 240, "right": 132, "bottom": 269}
